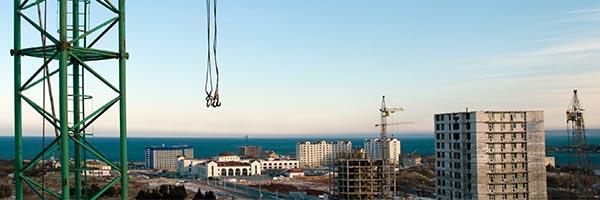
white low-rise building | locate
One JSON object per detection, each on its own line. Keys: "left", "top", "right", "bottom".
{"left": 260, "top": 158, "right": 299, "bottom": 170}
{"left": 177, "top": 153, "right": 263, "bottom": 178}
{"left": 198, "top": 160, "right": 262, "bottom": 178}
{"left": 283, "top": 168, "right": 305, "bottom": 178}
{"left": 82, "top": 160, "right": 112, "bottom": 177}
{"left": 177, "top": 156, "right": 208, "bottom": 176}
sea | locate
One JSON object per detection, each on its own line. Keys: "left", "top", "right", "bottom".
{"left": 0, "top": 130, "right": 599, "bottom": 168}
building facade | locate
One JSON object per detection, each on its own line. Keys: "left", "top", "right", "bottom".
{"left": 260, "top": 158, "right": 299, "bottom": 170}
{"left": 330, "top": 152, "right": 387, "bottom": 199}
{"left": 296, "top": 140, "right": 352, "bottom": 168}
{"left": 401, "top": 153, "right": 422, "bottom": 168}
{"left": 198, "top": 160, "right": 262, "bottom": 178}
{"left": 364, "top": 138, "right": 401, "bottom": 165}
{"left": 177, "top": 154, "right": 262, "bottom": 178}
{"left": 82, "top": 160, "right": 111, "bottom": 177}
{"left": 145, "top": 145, "right": 194, "bottom": 170}
{"left": 239, "top": 146, "right": 262, "bottom": 159}
{"left": 434, "top": 111, "right": 547, "bottom": 200}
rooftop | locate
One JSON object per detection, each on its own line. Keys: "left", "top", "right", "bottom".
{"left": 145, "top": 144, "right": 193, "bottom": 150}
{"left": 217, "top": 161, "right": 251, "bottom": 167}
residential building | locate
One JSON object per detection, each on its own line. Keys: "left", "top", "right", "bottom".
{"left": 401, "top": 153, "right": 422, "bottom": 168}
{"left": 296, "top": 140, "right": 352, "bottom": 168}
{"left": 330, "top": 152, "right": 387, "bottom": 199}
{"left": 545, "top": 157, "right": 555, "bottom": 168}
{"left": 82, "top": 160, "right": 111, "bottom": 177}
{"left": 239, "top": 145, "right": 263, "bottom": 159}
{"left": 364, "top": 138, "right": 401, "bottom": 165}
{"left": 214, "top": 151, "right": 240, "bottom": 162}
{"left": 145, "top": 145, "right": 194, "bottom": 170}
{"left": 434, "top": 111, "right": 547, "bottom": 200}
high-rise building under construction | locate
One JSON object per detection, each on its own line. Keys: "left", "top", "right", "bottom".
{"left": 329, "top": 151, "right": 387, "bottom": 199}
{"left": 434, "top": 111, "right": 547, "bottom": 200}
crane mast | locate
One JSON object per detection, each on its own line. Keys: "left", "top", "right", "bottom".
{"left": 377, "top": 95, "right": 405, "bottom": 199}
{"left": 566, "top": 90, "right": 591, "bottom": 197}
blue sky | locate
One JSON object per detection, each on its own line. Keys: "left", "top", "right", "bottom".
{"left": 1, "top": 1, "right": 599, "bottom": 137}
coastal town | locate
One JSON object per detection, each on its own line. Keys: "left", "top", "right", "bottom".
{"left": 3, "top": 1, "right": 600, "bottom": 200}
{"left": 1, "top": 110, "right": 599, "bottom": 199}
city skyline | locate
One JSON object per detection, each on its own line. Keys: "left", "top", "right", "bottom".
{"left": 1, "top": 1, "right": 600, "bottom": 137}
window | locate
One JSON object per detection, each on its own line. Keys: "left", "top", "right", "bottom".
{"left": 454, "top": 153, "right": 460, "bottom": 159}
{"left": 454, "top": 163, "right": 461, "bottom": 169}
{"left": 453, "top": 133, "right": 459, "bottom": 140}
{"left": 466, "top": 123, "right": 471, "bottom": 130}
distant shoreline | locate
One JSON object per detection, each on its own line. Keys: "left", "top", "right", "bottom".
{"left": 0, "top": 129, "right": 595, "bottom": 139}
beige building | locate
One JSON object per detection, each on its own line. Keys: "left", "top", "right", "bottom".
{"left": 145, "top": 145, "right": 194, "bottom": 170}
{"left": 296, "top": 140, "right": 352, "bottom": 168}
{"left": 545, "top": 157, "right": 555, "bottom": 168}
{"left": 364, "top": 138, "right": 401, "bottom": 165}
{"left": 434, "top": 111, "right": 547, "bottom": 200}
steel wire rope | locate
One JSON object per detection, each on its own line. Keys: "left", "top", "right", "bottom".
{"left": 204, "top": 0, "right": 221, "bottom": 107}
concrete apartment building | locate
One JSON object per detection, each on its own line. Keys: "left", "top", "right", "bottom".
{"left": 239, "top": 145, "right": 262, "bottom": 159}
{"left": 296, "top": 140, "right": 352, "bottom": 167}
{"left": 329, "top": 151, "right": 387, "bottom": 199}
{"left": 434, "top": 111, "right": 547, "bottom": 200}
{"left": 145, "top": 145, "right": 194, "bottom": 170}
{"left": 364, "top": 138, "right": 401, "bottom": 165}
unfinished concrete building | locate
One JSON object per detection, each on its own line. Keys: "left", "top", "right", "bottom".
{"left": 330, "top": 151, "right": 389, "bottom": 200}
{"left": 434, "top": 111, "right": 547, "bottom": 200}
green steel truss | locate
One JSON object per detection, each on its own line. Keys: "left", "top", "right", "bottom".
{"left": 12, "top": 0, "right": 128, "bottom": 199}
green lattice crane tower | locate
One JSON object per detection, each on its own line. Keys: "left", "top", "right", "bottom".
{"left": 12, "top": 0, "right": 128, "bottom": 199}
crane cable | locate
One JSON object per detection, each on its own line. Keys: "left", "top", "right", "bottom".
{"left": 205, "top": 0, "right": 221, "bottom": 107}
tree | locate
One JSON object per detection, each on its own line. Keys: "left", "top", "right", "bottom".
{"left": 192, "top": 188, "right": 204, "bottom": 200}
{"left": 135, "top": 190, "right": 148, "bottom": 200}
{"left": 0, "top": 184, "right": 12, "bottom": 199}
{"left": 204, "top": 191, "right": 217, "bottom": 200}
